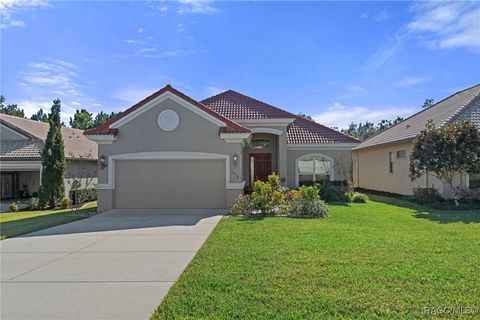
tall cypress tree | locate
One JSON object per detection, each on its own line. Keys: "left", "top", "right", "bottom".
{"left": 39, "top": 99, "right": 66, "bottom": 208}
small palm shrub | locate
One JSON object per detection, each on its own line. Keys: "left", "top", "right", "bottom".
{"left": 351, "top": 192, "right": 369, "bottom": 203}
{"left": 411, "top": 187, "right": 444, "bottom": 205}
{"left": 316, "top": 181, "right": 348, "bottom": 203}
{"left": 29, "top": 197, "right": 40, "bottom": 210}
{"left": 9, "top": 202, "right": 18, "bottom": 212}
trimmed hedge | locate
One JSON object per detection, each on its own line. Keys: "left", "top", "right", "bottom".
{"left": 69, "top": 188, "right": 97, "bottom": 204}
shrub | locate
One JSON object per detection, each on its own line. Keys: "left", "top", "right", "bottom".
{"left": 352, "top": 192, "right": 368, "bottom": 203}
{"left": 230, "top": 194, "right": 252, "bottom": 216}
{"left": 69, "top": 188, "right": 97, "bottom": 204}
{"left": 318, "top": 183, "right": 348, "bottom": 203}
{"left": 60, "top": 197, "right": 70, "bottom": 209}
{"left": 411, "top": 187, "right": 444, "bottom": 205}
{"left": 31, "top": 191, "right": 39, "bottom": 198}
{"left": 456, "top": 187, "right": 480, "bottom": 204}
{"left": 287, "top": 186, "right": 328, "bottom": 218}
{"left": 29, "top": 197, "right": 40, "bottom": 210}
{"left": 345, "top": 192, "right": 353, "bottom": 203}
{"left": 250, "top": 173, "right": 285, "bottom": 215}
{"left": 9, "top": 202, "right": 18, "bottom": 212}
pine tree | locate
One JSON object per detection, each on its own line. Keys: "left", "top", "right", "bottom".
{"left": 39, "top": 99, "right": 66, "bottom": 208}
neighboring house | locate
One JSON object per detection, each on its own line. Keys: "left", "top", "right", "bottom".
{"left": 85, "top": 85, "right": 359, "bottom": 211}
{"left": 353, "top": 84, "right": 480, "bottom": 198}
{"left": 0, "top": 114, "right": 98, "bottom": 200}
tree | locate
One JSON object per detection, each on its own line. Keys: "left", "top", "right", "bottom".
{"left": 338, "top": 117, "right": 404, "bottom": 141}
{"left": 70, "top": 108, "right": 94, "bottom": 129}
{"left": 298, "top": 113, "right": 313, "bottom": 121}
{"left": 31, "top": 109, "right": 49, "bottom": 122}
{"left": 93, "top": 111, "right": 118, "bottom": 127}
{"left": 422, "top": 98, "right": 434, "bottom": 109}
{"left": 0, "top": 95, "right": 25, "bottom": 118}
{"left": 409, "top": 119, "right": 480, "bottom": 197}
{"left": 39, "top": 99, "right": 66, "bottom": 208}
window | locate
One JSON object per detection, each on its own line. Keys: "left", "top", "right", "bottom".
{"left": 297, "top": 155, "right": 332, "bottom": 186}
{"left": 396, "top": 150, "right": 406, "bottom": 159}
{"left": 389, "top": 152, "right": 393, "bottom": 173}
{"left": 469, "top": 173, "right": 480, "bottom": 189}
{"left": 250, "top": 139, "right": 270, "bottom": 150}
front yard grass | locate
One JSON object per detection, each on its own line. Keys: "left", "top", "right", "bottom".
{"left": 152, "top": 196, "right": 480, "bottom": 319}
{"left": 0, "top": 201, "right": 97, "bottom": 240}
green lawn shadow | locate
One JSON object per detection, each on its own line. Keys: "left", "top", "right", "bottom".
{"left": 369, "top": 194, "right": 480, "bottom": 224}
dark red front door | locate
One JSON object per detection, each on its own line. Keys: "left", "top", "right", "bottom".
{"left": 250, "top": 153, "right": 272, "bottom": 183}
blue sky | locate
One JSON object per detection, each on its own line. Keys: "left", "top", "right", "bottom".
{"left": 1, "top": 0, "right": 479, "bottom": 128}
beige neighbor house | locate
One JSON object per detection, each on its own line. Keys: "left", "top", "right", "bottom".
{"left": 353, "top": 84, "right": 480, "bottom": 199}
{"left": 85, "top": 85, "right": 360, "bottom": 212}
{"left": 0, "top": 114, "right": 98, "bottom": 200}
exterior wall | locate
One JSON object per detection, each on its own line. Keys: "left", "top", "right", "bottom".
{"left": 64, "top": 160, "right": 98, "bottom": 194}
{"left": 0, "top": 124, "right": 29, "bottom": 140}
{"left": 353, "top": 141, "right": 466, "bottom": 198}
{"left": 18, "top": 171, "right": 41, "bottom": 195}
{"left": 287, "top": 149, "right": 353, "bottom": 188}
{"left": 243, "top": 133, "right": 278, "bottom": 186}
{"left": 96, "top": 97, "right": 244, "bottom": 211}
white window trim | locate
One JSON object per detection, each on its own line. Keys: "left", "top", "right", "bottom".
{"left": 295, "top": 153, "right": 334, "bottom": 187}
{"left": 95, "top": 151, "right": 245, "bottom": 190}
{"left": 109, "top": 91, "right": 226, "bottom": 129}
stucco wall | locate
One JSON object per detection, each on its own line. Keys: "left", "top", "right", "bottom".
{"left": 353, "top": 141, "right": 466, "bottom": 198}
{"left": 96, "top": 97, "right": 244, "bottom": 211}
{"left": 64, "top": 160, "right": 98, "bottom": 194}
{"left": 287, "top": 149, "right": 353, "bottom": 188}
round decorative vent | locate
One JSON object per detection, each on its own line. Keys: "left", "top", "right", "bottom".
{"left": 157, "top": 109, "right": 179, "bottom": 131}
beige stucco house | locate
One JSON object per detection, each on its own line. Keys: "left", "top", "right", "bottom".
{"left": 0, "top": 114, "right": 98, "bottom": 200}
{"left": 353, "top": 84, "right": 480, "bottom": 198}
{"left": 85, "top": 85, "right": 359, "bottom": 211}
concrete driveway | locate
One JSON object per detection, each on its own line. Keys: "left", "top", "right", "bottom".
{"left": 0, "top": 209, "right": 224, "bottom": 320}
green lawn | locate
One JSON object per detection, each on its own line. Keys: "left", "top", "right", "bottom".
{"left": 0, "top": 201, "right": 97, "bottom": 240}
{"left": 152, "top": 196, "right": 480, "bottom": 319}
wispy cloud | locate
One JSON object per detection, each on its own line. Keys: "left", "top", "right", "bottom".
{"left": 0, "top": 0, "right": 48, "bottom": 29}
{"left": 408, "top": 1, "right": 480, "bottom": 50}
{"left": 396, "top": 76, "right": 428, "bottom": 86}
{"left": 18, "top": 59, "right": 101, "bottom": 123}
{"left": 204, "top": 86, "right": 226, "bottom": 97}
{"left": 111, "top": 87, "right": 158, "bottom": 105}
{"left": 363, "top": 32, "right": 406, "bottom": 71}
{"left": 313, "top": 102, "right": 415, "bottom": 129}
{"left": 361, "top": 11, "right": 391, "bottom": 22}
{"left": 350, "top": 85, "right": 363, "bottom": 93}
{"left": 177, "top": 0, "right": 218, "bottom": 15}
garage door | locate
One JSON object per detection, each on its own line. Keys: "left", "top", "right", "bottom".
{"left": 114, "top": 159, "right": 226, "bottom": 209}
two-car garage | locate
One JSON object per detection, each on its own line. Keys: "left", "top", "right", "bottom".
{"left": 113, "top": 159, "right": 226, "bottom": 209}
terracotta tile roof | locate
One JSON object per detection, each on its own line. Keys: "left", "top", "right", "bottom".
{"left": 0, "top": 114, "right": 98, "bottom": 159}
{"left": 356, "top": 84, "right": 480, "bottom": 150}
{"left": 202, "top": 90, "right": 360, "bottom": 144}
{"left": 201, "top": 90, "right": 295, "bottom": 119}
{"left": 84, "top": 85, "right": 250, "bottom": 136}
{"left": 288, "top": 117, "right": 360, "bottom": 144}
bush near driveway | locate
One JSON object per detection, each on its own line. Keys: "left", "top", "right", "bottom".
{"left": 152, "top": 196, "right": 480, "bottom": 319}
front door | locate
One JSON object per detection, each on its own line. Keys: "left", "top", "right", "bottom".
{"left": 250, "top": 153, "right": 272, "bottom": 184}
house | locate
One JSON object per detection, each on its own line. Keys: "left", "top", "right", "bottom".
{"left": 85, "top": 85, "right": 359, "bottom": 211}
{"left": 0, "top": 114, "right": 98, "bottom": 200}
{"left": 353, "top": 84, "right": 480, "bottom": 198}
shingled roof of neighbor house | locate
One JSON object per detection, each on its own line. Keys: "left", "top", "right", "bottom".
{"left": 201, "top": 90, "right": 360, "bottom": 144}
{"left": 84, "top": 85, "right": 251, "bottom": 136}
{"left": 355, "top": 84, "right": 480, "bottom": 150}
{"left": 0, "top": 113, "right": 98, "bottom": 160}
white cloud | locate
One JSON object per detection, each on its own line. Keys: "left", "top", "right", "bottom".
{"left": 360, "top": 11, "right": 390, "bottom": 22}
{"left": 350, "top": 85, "right": 363, "bottom": 92}
{"left": 17, "top": 59, "right": 102, "bottom": 124}
{"left": 111, "top": 87, "right": 157, "bottom": 105}
{"left": 204, "top": 86, "right": 226, "bottom": 97}
{"left": 408, "top": 1, "right": 480, "bottom": 50}
{"left": 397, "top": 76, "right": 428, "bottom": 86}
{"left": 177, "top": 0, "right": 218, "bottom": 15}
{"left": 363, "top": 32, "right": 405, "bottom": 71}
{"left": 313, "top": 103, "right": 415, "bottom": 129}
{"left": 0, "top": 0, "right": 48, "bottom": 29}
